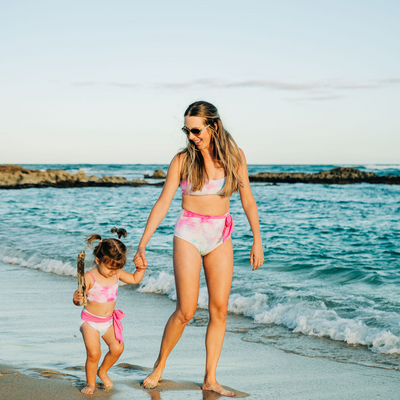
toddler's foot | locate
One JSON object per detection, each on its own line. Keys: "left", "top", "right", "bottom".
{"left": 81, "top": 384, "right": 95, "bottom": 395}
{"left": 202, "top": 381, "right": 235, "bottom": 397}
{"left": 97, "top": 368, "right": 113, "bottom": 390}
{"left": 142, "top": 365, "right": 164, "bottom": 389}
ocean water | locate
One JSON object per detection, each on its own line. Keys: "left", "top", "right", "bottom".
{"left": 1, "top": 164, "right": 399, "bottom": 372}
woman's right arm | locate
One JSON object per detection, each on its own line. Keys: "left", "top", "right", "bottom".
{"left": 134, "top": 154, "right": 181, "bottom": 267}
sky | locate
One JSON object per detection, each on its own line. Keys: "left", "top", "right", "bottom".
{"left": 1, "top": 0, "right": 399, "bottom": 165}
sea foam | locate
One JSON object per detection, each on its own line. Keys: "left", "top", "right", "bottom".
{"left": 1, "top": 249, "right": 76, "bottom": 277}
{"left": 137, "top": 271, "right": 400, "bottom": 355}
{"left": 2, "top": 246, "right": 399, "bottom": 356}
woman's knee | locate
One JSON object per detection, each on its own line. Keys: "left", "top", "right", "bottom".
{"left": 209, "top": 304, "right": 228, "bottom": 322}
{"left": 175, "top": 308, "right": 196, "bottom": 325}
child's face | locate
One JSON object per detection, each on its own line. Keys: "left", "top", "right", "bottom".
{"left": 95, "top": 257, "right": 121, "bottom": 278}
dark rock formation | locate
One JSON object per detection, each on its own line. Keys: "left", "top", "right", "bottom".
{"left": 0, "top": 165, "right": 164, "bottom": 189}
{"left": 249, "top": 167, "right": 400, "bottom": 185}
{"left": 144, "top": 169, "right": 167, "bottom": 179}
{"left": 2, "top": 165, "right": 398, "bottom": 189}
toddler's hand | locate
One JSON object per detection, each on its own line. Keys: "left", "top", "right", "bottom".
{"left": 73, "top": 289, "right": 83, "bottom": 305}
{"left": 133, "top": 248, "right": 148, "bottom": 269}
{"left": 135, "top": 264, "right": 147, "bottom": 272}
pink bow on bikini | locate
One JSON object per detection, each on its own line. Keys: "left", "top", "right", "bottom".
{"left": 81, "top": 309, "right": 125, "bottom": 343}
{"left": 112, "top": 310, "right": 125, "bottom": 343}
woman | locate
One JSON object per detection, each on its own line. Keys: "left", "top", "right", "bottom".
{"left": 134, "top": 101, "right": 264, "bottom": 397}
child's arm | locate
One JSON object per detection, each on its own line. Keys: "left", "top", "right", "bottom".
{"left": 72, "top": 271, "right": 94, "bottom": 306}
{"left": 118, "top": 267, "right": 146, "bottom": 285}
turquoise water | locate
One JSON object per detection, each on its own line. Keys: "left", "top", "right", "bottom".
{"left": 1, "top": 164, "right": 399, "bottom": 370}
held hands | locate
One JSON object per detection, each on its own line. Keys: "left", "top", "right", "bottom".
{"left": 133, "top": 247, "right": 148, "bottom": 271}
{"left": 73, "top": 289, "right": 83, "bottom": 306}
{"left": 250, "top": 242, "right": 264, "bottom": 271}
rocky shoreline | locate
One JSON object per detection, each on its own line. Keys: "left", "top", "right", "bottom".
{"left": 0, "top": 165, "right": 162, "bottom": 189}
{"left": 249, "top": 167, "right": 400, "bottom": 185}
{"left": 1, "top": 165, "right": 399, "bottom": 189}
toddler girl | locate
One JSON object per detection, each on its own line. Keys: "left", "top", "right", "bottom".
{"left": 73, "top": 227, "right": 146, "bottom": 395}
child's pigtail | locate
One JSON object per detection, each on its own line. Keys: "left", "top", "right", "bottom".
{"left": 110, "top": 227, "right": 127, "bottom": 240}
{"left": 84, "top": 234, "right": 103, "bottom": 258}
{"left": 85, "top": 234, "right": 102, "bottom": 248}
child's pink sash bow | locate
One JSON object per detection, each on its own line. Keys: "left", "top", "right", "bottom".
{"left": 81, "top": 309, "right": 125, "bottom": 343}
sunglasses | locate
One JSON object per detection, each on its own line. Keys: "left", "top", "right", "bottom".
{"left": 181, "top": 125, "right": 210, "bottom": 136}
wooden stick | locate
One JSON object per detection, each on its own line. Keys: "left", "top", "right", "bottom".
{"left": 77, "top": 250, "right": 87, "bottom": 306}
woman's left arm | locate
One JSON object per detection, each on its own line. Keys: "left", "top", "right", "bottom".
{"left": 237, "top": 149, "right": 264, "bottom": 271}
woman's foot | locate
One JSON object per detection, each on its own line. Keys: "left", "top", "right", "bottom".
{"left": 202, "top": 381, "right": 235, "bottom": 397}
{"left": 97, "top": 368, "right": 113, "bottom": 390}
{"left": 81, "top": 384, "right": 95, "bottom": 395}
{"left": 142, "top": 365, "right": 164, "bottom": 389}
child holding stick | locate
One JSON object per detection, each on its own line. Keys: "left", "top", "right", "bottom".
{"left": 73, "top": 227, "right": 146, "bottom": 395}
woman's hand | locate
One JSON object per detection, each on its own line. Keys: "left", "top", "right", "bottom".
{"left": 250, "top": 242, "right": 264, "bottom": 271}
{"left": 133, "top": 247, "right": 148, "bottom": 269}
{"left": 73, "top": 289, "right": 83, "bottom": 306}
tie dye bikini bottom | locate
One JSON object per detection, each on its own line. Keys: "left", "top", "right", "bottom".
{"left": 174, "top": 209, "right": 234, "bottom": 256}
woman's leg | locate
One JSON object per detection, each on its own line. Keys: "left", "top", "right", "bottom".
{"left": 97, "top": 324, "right": 125, "bottom": 389}
{"left": 81, "top": 322, "right": 102, "bottom": 394}
{"left": 202, "top": 238, "right": 235, "bottom": 397}
{"left": 143, "top": 236, "right": 202, "bottom": 388}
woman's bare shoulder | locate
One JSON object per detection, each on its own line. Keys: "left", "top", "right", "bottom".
{"left": 169, "top": 152, "right": 185, "bottom": 176}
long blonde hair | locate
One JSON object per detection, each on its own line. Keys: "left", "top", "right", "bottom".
{"left": 179, "top": 101, "right": 242, "bottom": 197}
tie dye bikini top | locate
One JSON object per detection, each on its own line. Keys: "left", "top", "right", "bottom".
{"left": 181, "top": 177, "right": 226, "bottom": 196}
{"left": 87, "top": 270, "right": 118, "bottom": 303}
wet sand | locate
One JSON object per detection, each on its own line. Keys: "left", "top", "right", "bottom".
{"left": 0, "top": 262, "right": 399, "bottom": 399}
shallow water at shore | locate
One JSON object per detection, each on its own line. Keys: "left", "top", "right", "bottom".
{"left": 1, "top": 164, "right": 399, "bottom": 375}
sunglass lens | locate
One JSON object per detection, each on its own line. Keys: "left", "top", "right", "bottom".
{"left": 182, "top": 127, "right": 204, "bottom": 135}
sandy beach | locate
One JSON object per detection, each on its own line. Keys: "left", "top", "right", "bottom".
{"left": 1, "top": 261, "right": 399, "bottom": 400}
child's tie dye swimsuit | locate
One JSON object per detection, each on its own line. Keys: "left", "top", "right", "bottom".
{"left": 80, "top": 270, "right": 124, "bottom": 341}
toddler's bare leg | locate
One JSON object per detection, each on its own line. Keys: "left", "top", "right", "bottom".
{"left": 81, "top": 323, "right": 101, "bottom": 395}
{"left": 98, "top": 324, "right": 125, "bottom": 390}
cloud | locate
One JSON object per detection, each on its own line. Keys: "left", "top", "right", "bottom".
{"left": 106, "top": 82, "right": 139, "bottom": 88}
{"left": 288, "top": 95, "right": 345, "bottom": 102}
{"left": 380, "top": 78, "right": 400, "bottom": 84}
{"left": 71, "top": 77, "right": 397, "bottom": 96}
{"left": 72, "top": 82, "right": 139, "bottom": 88}
{"left": 156, "top": 79, "right": 223, "bottom": 89}
{"left": 72, "top": 82, "right": 98, "bottom": 86}
{"left": 333, "top": 84, "right": 379, "bottom": 90}
{"left": 154, "top": 79, "right": 319, "bottom": 91}
{"left": 155, "top": 79, "right": 385, "bottom": 92}
{"left": 223, "top": 80, "right": 317, "bottom": 91}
